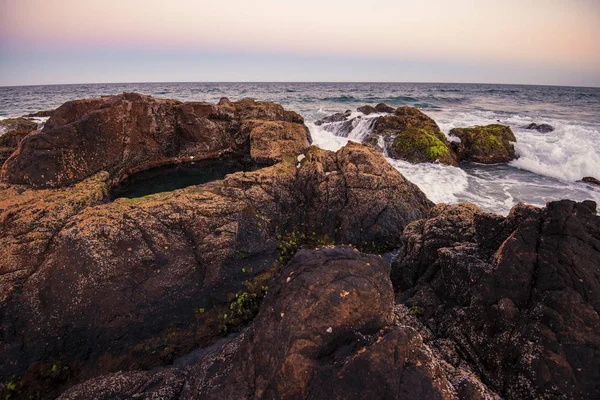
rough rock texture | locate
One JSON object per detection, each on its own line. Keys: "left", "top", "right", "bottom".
{"left": 0, "top": 140, "right": 432, "bottom": 398}
{"left": 24, "top": 109, "right": 55, "bottom": 118}
{"left": 59, "top": 246, "right": 497, "bottom": 400}
{"left": 0, "top": 117, "right": 38, "bottom": 133}
{"left": 581, "top": 176, "right": 600, "bottom": 186}
{"left": 314, "top": 105, "right": 457, "bottom": 166}
{"left": 393, "top": 200, "right": 600, "bottom": 399}
{"left": 314, "top": 109, "right": 351, "bottom": 126}
{"left": 0, "top": 130, "right": 31, "bottom": 166}
{"left": 1, "top": 93, "right": 311, "bottom": 188}
{"left": 449, "top": 124, "right": 517, "bottom": 163}
{"left": 370, "top": 106, "right": 457, "bottom": 165}
{"left": 525, "top": 123, "right": 554, "bottom": 133}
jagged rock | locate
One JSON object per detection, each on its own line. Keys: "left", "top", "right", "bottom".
{"left": 314, "top": 109, "right": 352, "bottom": 126}
{"left": 449, "top": 124, "right": 517, "bottom": 163}
{"left": 392, "top": 200, "right": 600, "bottom": 399}
{"left": 59, "top": 246, "right": 497, "bottom": 400}
{"left": 525, "top": 123, "right": 554, "bottom": 133}
{"left": 1, "top": 93, "right": 310, "bottom": 188}
{"left": 0, "top": 138, "right": 432, "bottom": 398}
{"left": 581, "top": 176, "right": 600, "bottom": 186}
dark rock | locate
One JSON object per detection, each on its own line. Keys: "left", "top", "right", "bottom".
{"left": 0, "top": 130, "right": 30, "bottom": 148}
{"left": 0, "top": 130, "right": 31, "bottom": 166}
{"left": 581, "top": 176, "right": 600, "bottom": 186}
{"left": 0, "top": 117, "right": 38, "bottom": 132}
{"left": 357, "top": 105, "right": 377, "bottom": 115}
{"left": 24, "top": 109, "right": 55, "bottom": 118}
{"left": 1, "top": 93, "right": 309, "bottom": 188}
{"left": 375, "top": 103, "right": 395, "bottom": 113}
{"left": 449, "top": 124, "right": 517, "bottom": 163}
{"left": 525, "top": 123, "right": 554, "bottom": 133}
{"left": 314, "top": 109, "right": 352, "bottom": 126}
{"left": 392, "top": 200, "right": 600, "bottom": 399}
{"left": 0, "top": 137, "right": 432, "bottom": 398}
{"left": 59, "top": 246, "right": 496, "bottom": 399}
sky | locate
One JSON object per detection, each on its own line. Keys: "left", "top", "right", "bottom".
{"left": 0, "top": 0, "right": 599, "bottom": 87}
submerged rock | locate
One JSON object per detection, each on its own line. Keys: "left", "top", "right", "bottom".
{"left": 525, "top": 122, "right": 554, "bottom": 133}
{"left": 449, "top": 124, "right": 517, "bottom": 163}
{"left": 393, "top": 200, "right": 600, "bottom": 399}
{"left": 581, "top": 176, "right": 600, "bottom": 186}
{"left": 60, "top": 246, "right": 496, "bottom": 400}
{"left": 1, "top": 93, "right": 311, "bottom": 188}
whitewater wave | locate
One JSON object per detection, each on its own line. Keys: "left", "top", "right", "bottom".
{"left": 431, "top": 109, "right": 600, "bottom": 182}
{"left": 309, "top": 111, "right": 600, "bottom": 216}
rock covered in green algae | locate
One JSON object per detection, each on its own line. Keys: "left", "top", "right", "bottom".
{"left": 449, "top": 124, "right": 517, "bottom": 164}
{"left": 369, "top": 106, "right": 457, "bottom": 166}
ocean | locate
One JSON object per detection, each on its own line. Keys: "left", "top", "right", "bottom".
{"left": 1, "top": 82, "right": 599, "bottom": 215}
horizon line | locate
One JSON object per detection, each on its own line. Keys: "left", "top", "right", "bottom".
{"left": 1, "top": 81, "right": 599, "bottom": 90}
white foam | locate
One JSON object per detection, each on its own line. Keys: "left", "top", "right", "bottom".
{"left": 386, "top": 158, "right": 469, "bottom": 204}
{"left": 308, "top": 123, "right": 351, "bottom": 151}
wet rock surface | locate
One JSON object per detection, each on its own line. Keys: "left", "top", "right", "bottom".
{"left": 525, "top": 123, "right": 554, "bottom": 133}
{"left": 393, "top": 200, "right": 600, "bottom": 399}
{"left": 449, "top": 124, "right": 517, "bottom": 163}
{"left": 315, "top": 105, "right": 457, "bottom": 166}
{"left": 581, "top": 176, "right": 600, "bottom": 186}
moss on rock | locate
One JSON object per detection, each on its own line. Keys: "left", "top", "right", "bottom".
{"left": 364, "top": 106, "right": 458, "bottom": 166}
{"left": 391, "top": 127, "right": 456, "bottom": 165}
{"left": 449, "top": 124, "right": 517, "bottom": 164}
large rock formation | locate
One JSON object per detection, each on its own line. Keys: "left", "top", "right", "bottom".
{"left": 449, "top": 124, "right": 517, "bottom": 164}
{"left": 0, "top": 94, "right": 432, "bottom": 398}
{"left": 315, "top": 105, "right": 458, "bottom": 166}
{"left": 1, "top": 93, "right": 311, "bottom": 188}
{"left": 393, "top": 200, "right": 600, "bottom": 399}
{"left": 59, "top": 246, "right": 497, "bottom": 400}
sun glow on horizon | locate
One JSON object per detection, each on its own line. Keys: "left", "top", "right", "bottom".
{"left": 1, "top": 0, "right": 599, "bottom": 86}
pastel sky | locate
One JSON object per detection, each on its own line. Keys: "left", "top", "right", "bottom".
{"left": 1, "top": 0, "right": 599, "bottom": 86}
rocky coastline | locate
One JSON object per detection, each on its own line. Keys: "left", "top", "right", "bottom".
{"left": 0, "top": 94, "right": 598, "bottom": 399}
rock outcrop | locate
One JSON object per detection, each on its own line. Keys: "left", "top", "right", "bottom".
{"left": 392, "top": 200, "right": 600, "bottom": 399}
{"left": 525, "top": 123, "right": 554, "bottom": 133}
{"left": 1, "top": 93, "right": 311, "bottom": 188}
{"left": 449, "top": 124, "right": 517, "bottom": 163}
{"left": 0, "top": 105, "right": 432, "bottom": 399}
{"left": 315, "top": 105, "right": 457, "bottom": 166}
{"left": 59, "top": 246, "right": 497, "bottom": 400}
